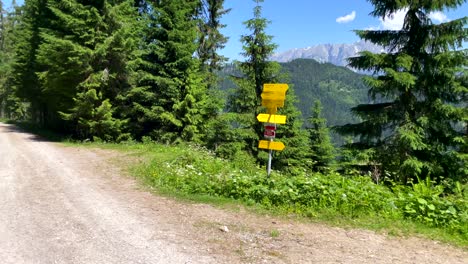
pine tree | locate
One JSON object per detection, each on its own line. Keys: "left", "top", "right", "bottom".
{"left": 227, "top": 0, "right": 308, "bottom": 171}
{"left": 60, "top": 84, "right": 127, "bottom": 141}
{"left": 0, "top": 1, "right": 4, "bottom": 50}
{"left": 197, "top": 0, "right": 230, "bottom": 74}
{"left": 36, "top": 0, "right": 97, "bottom": 128}
{"left": 307, "top": 100, "right": 335, "bottom": 173}
{"left": 127, "top": 0, "right": 209, "bottom": 142}
{"left": 12, "top": 0, "right": 52, "bottom": 124}
{"left": 226, "top": 0, "right": 278, "bottom": 159}
{"left": 273, "top": 84, "right": 310, "bottom": 174}
{"left": 0, "top": 0, "right": 7, "bottom": 117}
{"left": 36, "top": 0, "right": 138, "bottom": 139}
{"left": 336, "top": 0, "right": 467, "bottom": 183}
{"left": 196, "top": 0, "right": 230, "bottom": 142}
{"left": 0, "top": 0, "right": 26, "bottom": 119}
{"left": 1, "top": 0, "right": 8, "bottom": 117}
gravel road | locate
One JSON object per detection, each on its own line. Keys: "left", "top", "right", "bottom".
{"left": 0, "top": 123, "right": 217, "bottom": 264}
{"left": 0, "top": 122, "right": 467, "bottom": 264}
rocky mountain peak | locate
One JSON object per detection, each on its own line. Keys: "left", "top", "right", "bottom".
{"left": 271, "top": 40, "right": 384, "bottom": 67}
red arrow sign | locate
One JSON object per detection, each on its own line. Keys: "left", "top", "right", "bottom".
{"left": 264, "top": 125, "right": 276, "bottom": 131}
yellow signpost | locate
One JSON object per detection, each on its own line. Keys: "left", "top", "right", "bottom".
{"left": 261, "top": 83, "right": 289, "bottom": 110}
{"left": 258, "top": 140, "right": 285, "bottom": 151}
{"left": 258, "top": 83, "right": 289, "bottom": 176}
{"left": 256, "top": 114, "right": 287, "bottom": 124}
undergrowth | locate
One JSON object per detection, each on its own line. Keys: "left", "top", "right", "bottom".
{"left": 127, "top": 141, "right": 467, "bottom": 247}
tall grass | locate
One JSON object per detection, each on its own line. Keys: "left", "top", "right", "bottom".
{"left": 125, "top": 141, "right": 467, "bottom": 247}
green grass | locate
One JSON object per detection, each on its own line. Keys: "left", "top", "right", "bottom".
{"left": 76, "top": 140, "right": 467, "bottom": 248}
{"left": 3, "top": 121, "right": 467, "bottom": 248}
{"left": 270, "top": 229, "right": 280, "bottom": 238}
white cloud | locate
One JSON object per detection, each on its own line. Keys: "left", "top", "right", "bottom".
{"left": 372, "top": 9, "right": 450, "bottom": 30}
{"left": 379, "top": 9, "right": 407, "bottom": 30}
{"left": 429, "top": 11, "right": 449, "bottom": 23}
{"left": 336, "top": 11, "right": 356, "bottom": 24}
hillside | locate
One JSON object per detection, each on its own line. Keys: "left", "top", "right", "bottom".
{"left": 219, "top": 59, "right": 369, "bottom": 128}
{"left": 281, "top": 59, "right": 368, "bottom": 127}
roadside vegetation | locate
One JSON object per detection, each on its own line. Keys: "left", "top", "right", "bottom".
{"left": 5, "top": 120, "right": 467, "bottom": 247}
{"left": 70, "top": 139, "right": 467, "bottom": 247}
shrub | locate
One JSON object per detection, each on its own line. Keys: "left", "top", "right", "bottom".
{"left": 138, "top": 143, "right": 467, "bottom": 237}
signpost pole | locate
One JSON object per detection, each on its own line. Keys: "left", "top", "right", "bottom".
{"left": 267, "top": 142, "right": 273, "bottom": 177}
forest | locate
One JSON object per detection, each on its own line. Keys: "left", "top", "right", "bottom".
{"left": 0, "top": 0, "right": 467, "bottom": 240}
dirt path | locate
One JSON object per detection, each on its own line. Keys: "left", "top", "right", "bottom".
{"left": 0, "top": 123, "right": 466, "bottom": 264}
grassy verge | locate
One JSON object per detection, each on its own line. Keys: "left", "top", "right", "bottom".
{"left": 76, "top": 140, "right": 467, "bottom": 248}
{"left": 3, "top": 121, "right": 467, "bottom": 248}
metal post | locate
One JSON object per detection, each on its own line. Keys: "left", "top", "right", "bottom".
{"left": 267, "top": 140, "right": 273, "bottom": 177}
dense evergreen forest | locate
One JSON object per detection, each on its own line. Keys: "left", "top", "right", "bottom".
{"left": 0, "top": 0, "right": 466, "bottom": 186}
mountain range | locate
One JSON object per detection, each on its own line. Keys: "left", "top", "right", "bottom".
{"left": 271, "top": 40, "right": 384, "bottom": 67}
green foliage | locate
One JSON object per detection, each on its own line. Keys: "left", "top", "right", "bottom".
{"left": 197, "top": 0, "right": 230, "bottom": 73}
{"left": 307, "top": 100, "right": 335, "bottom": 172}
{"left": 134, "top": 142, "right": 467, "bottom": 238}
{"left": 336, "top": 1, "right": 467, "bottom": 183}
{"left": 0, "top": 2, "right": 26, "bottom": 119}
{"left": 13, "top": 0, "right": 139, "bottom": 134}
{"left": 126, "top": 0, "right": 209, "bottom": 142}
{"left": 11, "top": 0, "right": 52, "bottom": 123}
{"left": 195, "top": 0, "right": 230, "bottom": 142}
{"left": 394, "top": 177, "right": 467, "bottom": 233}
{"left": 280, "top": 59, "right": 369, "bottom": 128}
{"left": 224, "top": 0, "right": 308, "bottom": 172}
{"left": 226, "top": 0, "right": 279, "bottom": 161}
{"left": 273, "top": 86, "right": 310, "bottom": 173}
{"left": 60, "top": 86, "right": 129, "bottom": 142}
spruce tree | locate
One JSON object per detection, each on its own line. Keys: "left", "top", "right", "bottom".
{"left": 336, "top": 0, "right": 467, "bottom": 183}
{"left": 0, "top": 0, "right": 27, "bottom": 119}
{"left": 36, "top": 0, "right": 97, "bottom": 128}
{"left": 127, "top": 0, "right": 209, "bottom": 142}
{"left": 226, "top": 0, "right": 278, "bottom": 159}
{"left": 196, "top": 0, "right": 230, "bottom": 142}
{"left": 307, "top": 100, "right": 335, "bottom": 173}
{"left": 0, "top": 1, "right": 4, "bottom": 50}
{"left": 197, "top": 0, "right": 230, "bottom": 74}
{"left": 12, "top": 0, "right": 52, "bottom": 124}
{"left": 1, "top": 0, "right": 8, "bottom": 116}
{"left": 227, "top": 0, "right": 308, "bottom": 171}
{"left": 273, "top": 84, "right": 310, "bottom": 174}
{"left": 36, "top": 0, "right": 138, "bottom": 139}
{"left": 0, "top": 1, "right": 10, "bottom": 117}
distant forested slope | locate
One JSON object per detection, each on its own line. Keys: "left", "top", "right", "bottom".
{"left": 219, "top": 59, "right": 369, "bottom": 127}
{"left": 281, "top": 59, "right": 368, "bottom": 127}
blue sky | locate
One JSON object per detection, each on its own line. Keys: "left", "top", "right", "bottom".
{"left": 3, "top": 0, "right": 467, "bottom": 60}
{"left": 221, "top": 0, "right": 467, "bottom": 60}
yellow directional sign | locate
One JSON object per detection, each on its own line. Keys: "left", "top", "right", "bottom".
{"left": 261, "top": 84, "right": 289, "bottom": 109}
{"left": 256, "top": 114, "right": 287, "bottom": 124}
{"left": 258, "top": 140, "right": 285, "bottom": 151}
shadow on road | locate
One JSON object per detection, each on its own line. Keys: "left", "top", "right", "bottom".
{"left": 0, "top": 122, "right": 67, "bottom": 143}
